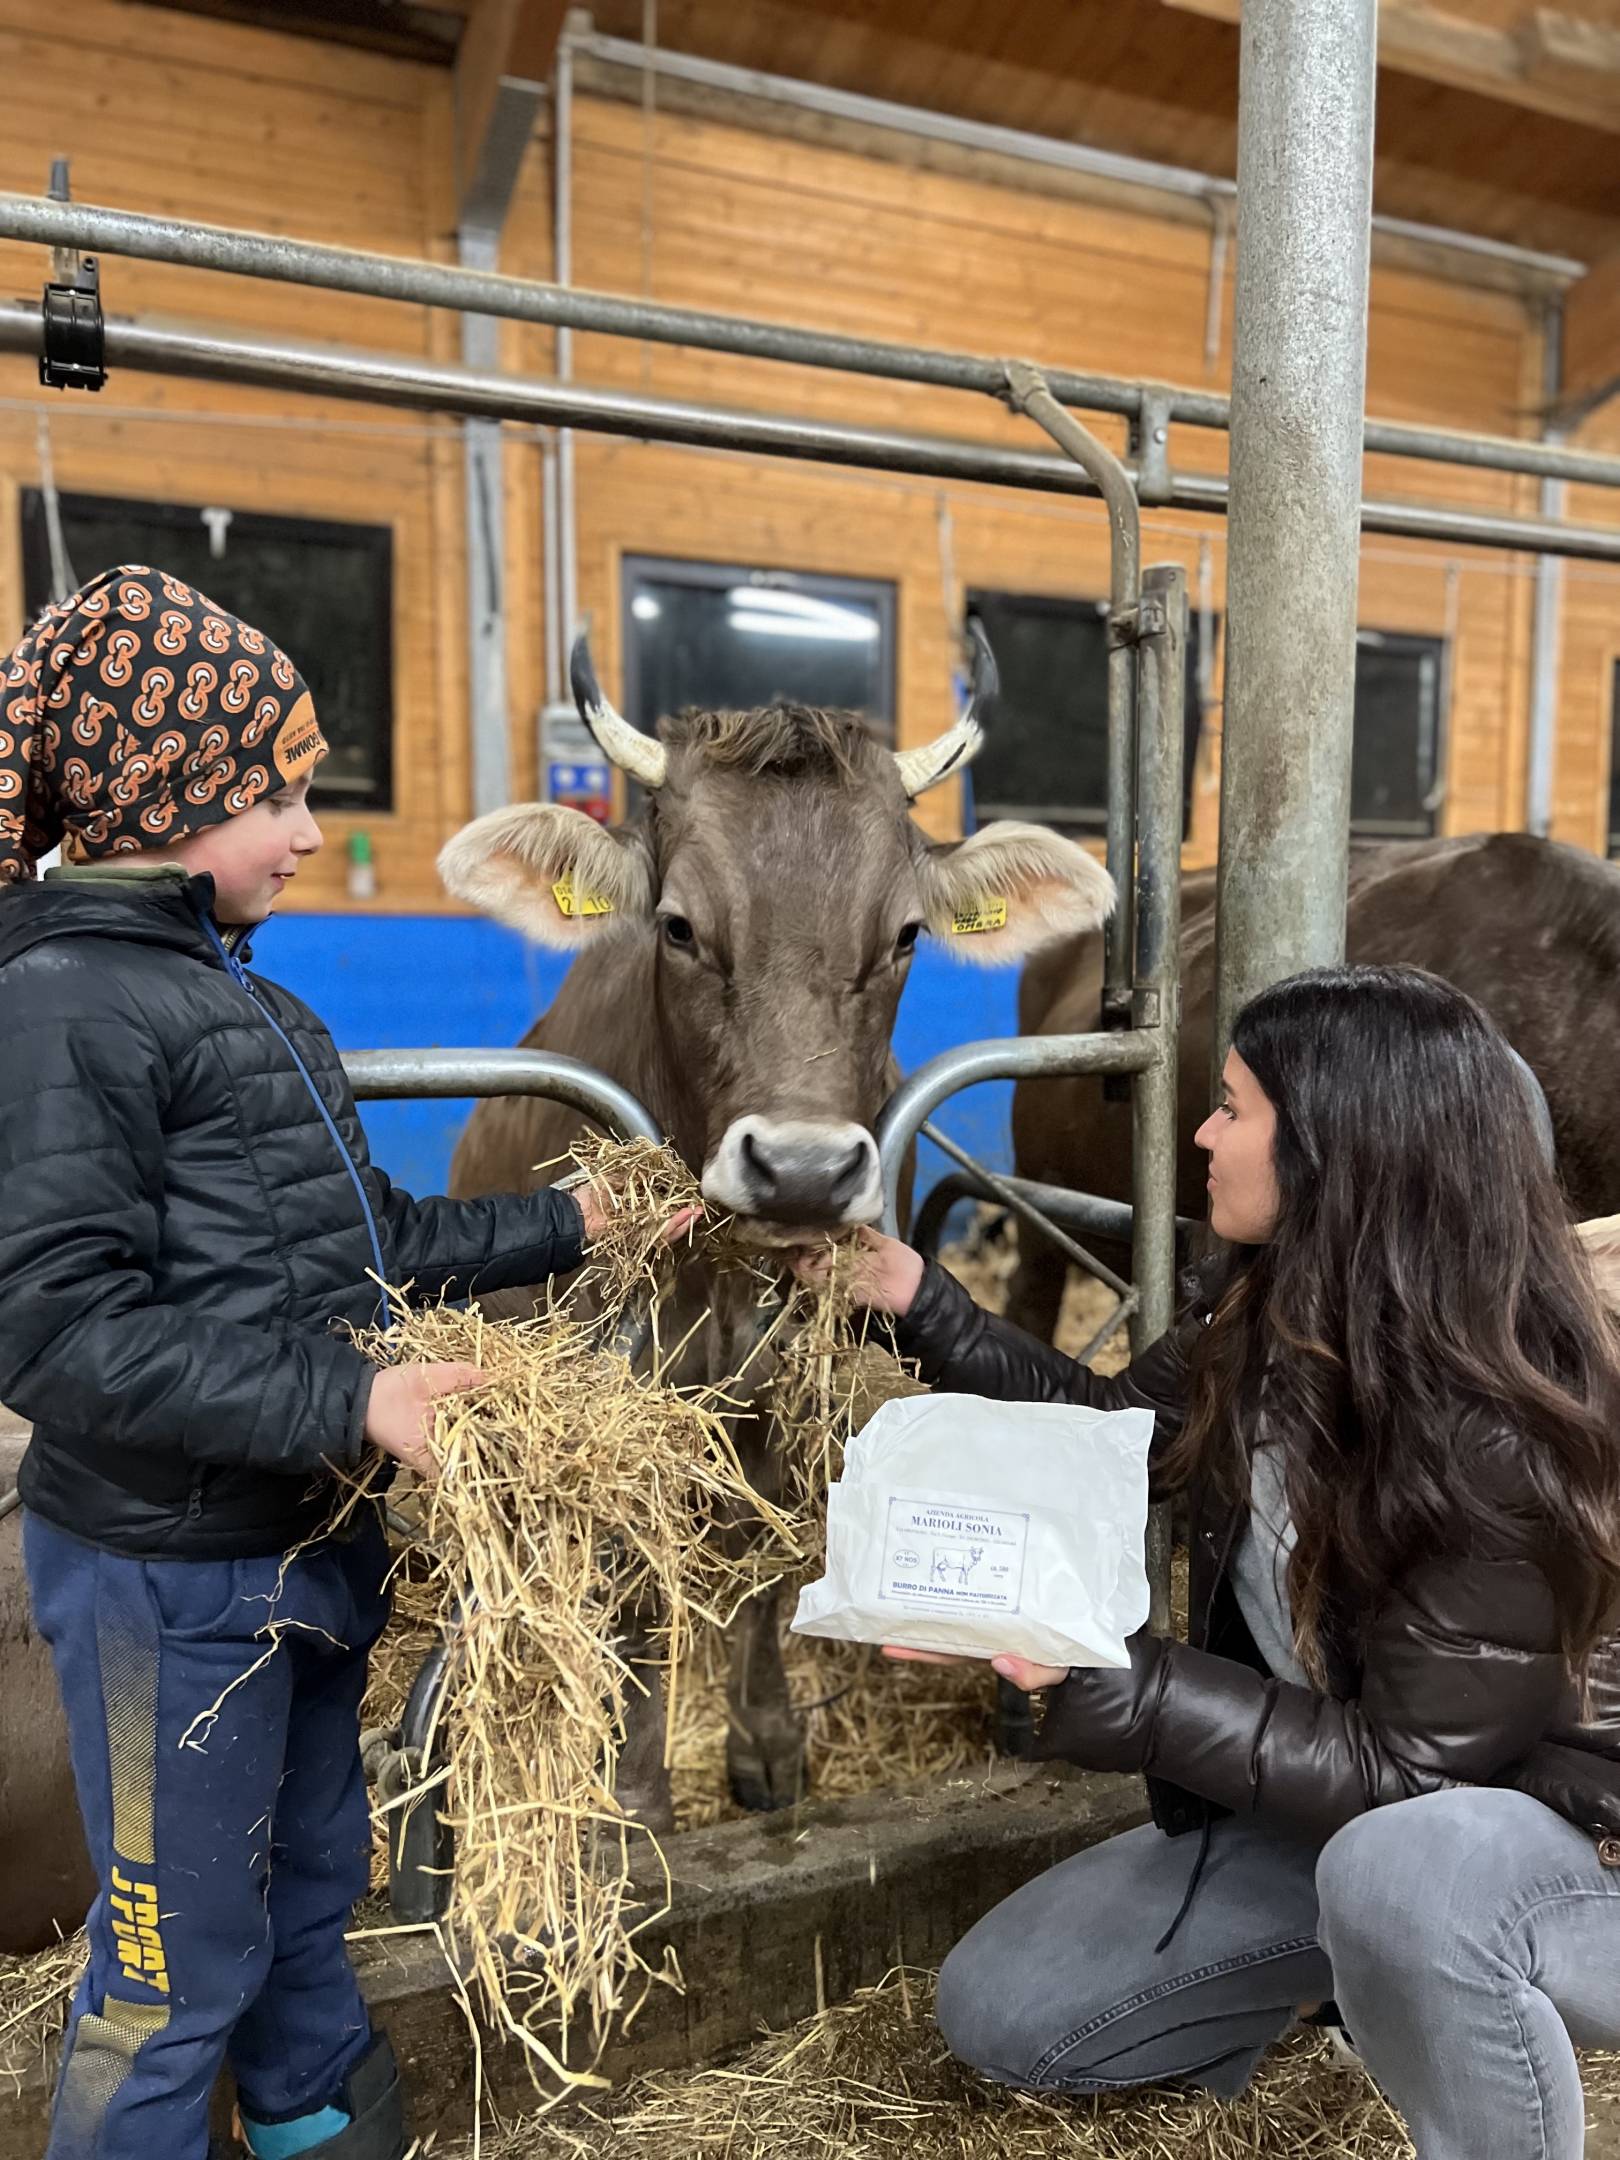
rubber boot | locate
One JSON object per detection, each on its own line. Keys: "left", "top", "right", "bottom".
{"left": 243, "top": 2034, "right": 407, "bottom": 2160}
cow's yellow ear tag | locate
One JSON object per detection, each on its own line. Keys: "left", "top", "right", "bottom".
{"left": 949, "top": 895, "right": 1008, "bottom": 936}
{"left": 552, "top": 872, "right": 614, "bottom": 920}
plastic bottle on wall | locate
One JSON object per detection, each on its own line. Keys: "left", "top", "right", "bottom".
{"left": 347, "top": 830, "right": 377, "bottom": 901}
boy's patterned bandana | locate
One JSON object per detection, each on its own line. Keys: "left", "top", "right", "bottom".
{"left": 0, "top": 564, "right": 327, "bottom": 883}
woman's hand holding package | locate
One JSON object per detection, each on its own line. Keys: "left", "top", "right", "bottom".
{"left": 883, "top": 1645, "right": 1071, "bottom": 1691}
{"left": 882, "top": 1632, "right": 1169, "bottom": 1773}
{"left": 791, "top": 1225, "right": 925, "bottom": 1315}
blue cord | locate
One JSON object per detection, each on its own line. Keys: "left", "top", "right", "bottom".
{"left": 199, "top": 916, "right": 396, "bottom": 1329}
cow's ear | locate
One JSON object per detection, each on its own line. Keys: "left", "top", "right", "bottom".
{"left": 438, "top": 803, "right": 652, "bottom": 948}
{"left": 916, "top": 820, "right": 1115, "bottom": 964}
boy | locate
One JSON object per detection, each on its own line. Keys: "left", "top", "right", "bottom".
{"left": 0, "top": 566, "right": 635, "bottom": 2159}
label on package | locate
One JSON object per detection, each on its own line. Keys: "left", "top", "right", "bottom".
{"left": 878, "top": 1496, "right": 1029, "bottom": 1615}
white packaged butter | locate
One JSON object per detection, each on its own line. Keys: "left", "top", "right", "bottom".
{"left": 791, "top": 1392, "right": 1153, "bottom": 1670}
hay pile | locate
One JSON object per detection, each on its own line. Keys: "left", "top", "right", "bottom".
{"left": 450, "top": 1964, "right": 1620, "bottom": 2160}
{"left": 351, "top": 1288, "right": 799, "bottom": 2091}
{"left": 0, "top": 1933, "right": 83, "bottom": 2096}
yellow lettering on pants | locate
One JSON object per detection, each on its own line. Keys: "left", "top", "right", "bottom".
{"left": 108, "top": 1866, "right": 169, "bottom": 1996}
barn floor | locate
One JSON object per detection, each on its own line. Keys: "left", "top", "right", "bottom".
{"left": 427, "top": 1965, "right": 1620, "bottom": 2160}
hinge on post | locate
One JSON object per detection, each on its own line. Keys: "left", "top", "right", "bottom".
{"left": 1130, "top": 387, "right": 1174, "bottom": 506}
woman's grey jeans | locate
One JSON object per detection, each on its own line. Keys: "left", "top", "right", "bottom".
{"left": 935, "top": 1788, "right": 1620, "bottom": 2159}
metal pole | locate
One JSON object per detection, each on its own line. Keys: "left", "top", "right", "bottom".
{"left": 1526, "top": 297, "right": 1566, "bottom": 838}
{"left": 874, "top": 1031, "right": 1160, "bottom": 1233}
{"left": 1213, "top": 0, "right": 1377, "bottom": 1063}
{"left": 5, "top": 192, "right": 1617, "bottom": 493}
{"left": 554, "top": 25, "right": 580, "bottom": 659}
{"left": 1003, "top": 361, "right": 1140, "bottom": 1026}
{"left": 342, "top": 1046, "right": 663, "bottom": 1145}
{"left": 9, "top": 305, "right": 1620, "bottom": 567}
{"left": 1132, "top": 563, "right": 1188, "bottom": 1635}
{"left": 458, "top": 223, "right": 512, "bottom": 819}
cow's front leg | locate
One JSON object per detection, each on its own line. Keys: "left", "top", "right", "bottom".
{"left": 611, "top": 1600, "right": 676, "bottom": 1836}
{"left": 725, "top": 1580, "right": 807, "bottom": 1812}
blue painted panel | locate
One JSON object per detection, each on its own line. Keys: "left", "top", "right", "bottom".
{"left": 261, "top": 914, "right": 1020, "bottom": 1222}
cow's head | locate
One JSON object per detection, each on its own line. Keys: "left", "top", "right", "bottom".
{"left": 439, "top": 629, "right": 1113, "bottom": 1233}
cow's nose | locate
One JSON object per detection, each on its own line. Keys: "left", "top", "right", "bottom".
{"left": 703, "top": 1117, "right": 883, "bottom": 1226}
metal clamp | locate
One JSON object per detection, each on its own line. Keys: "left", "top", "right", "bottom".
{"left": 39, "top": 253, "right": 105, "bottom": 392}
{"left": 1132, "top": 387, "right": 1175, "bottom": 506}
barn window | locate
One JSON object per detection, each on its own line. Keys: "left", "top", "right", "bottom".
{"left": 962, "top": 589, "right": 1209, "bottom": 836}
{"left": 622, "top": 558, "right": 896, "bottom": 743}
{"left": 20, "top": 491, "right": 395, "bottom": 814}
{"left": 1609, "top": 661, "right": 1620, "bottom": 857}
{"left": 1351, "top": 629, "right": 1443, "bottom": 838}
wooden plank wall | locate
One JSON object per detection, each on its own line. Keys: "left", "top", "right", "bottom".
{"left": 0, "top": 0, "right": 1611, "bottom": 912}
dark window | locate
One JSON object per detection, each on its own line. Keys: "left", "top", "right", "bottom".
{"left": 622, "top": 558, "right": 896, "bottom": 742}
{"left": 20, "top": 491, "right": 394, "bottom": 813}
{"left": 1609, "top": 661, "right": 1620, "bottom": 857}
{"left": 963, "top": 589, "right": 1209, "bottom": 836}
{"left": 1351, "top": 629, "right": 1443, "bottom": 839}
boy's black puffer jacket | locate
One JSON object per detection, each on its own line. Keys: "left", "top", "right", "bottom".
{"left": 0, "top": 872, "right": 584, "bottom": 1559}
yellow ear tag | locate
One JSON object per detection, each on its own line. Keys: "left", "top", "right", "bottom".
{"left": 949, "top": 895, "right": 1008, "bottom": 936}
{"left": 552, "top": 873, "right": 614, "bottom": 920}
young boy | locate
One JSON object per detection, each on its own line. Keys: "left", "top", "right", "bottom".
{"left": 0, "top": 566, "right": 631, "bottom": 2160}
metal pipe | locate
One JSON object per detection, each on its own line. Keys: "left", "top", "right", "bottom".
{"left": 1132, "top": 563, "right": 1189, "bottom": 1635}
{"left": 458, "top": 223, "right": 512, "bottom": 819}
{"left": 571, "top": 28, "right": 1583, "bottom": 284}
{"left": 342, "top": 1046, "right": 662, "bottom": 1145}
{"left": 9, "top": 305, "right": 1620, "bottom": 568}
{"left": 3, "top": 193, "right": 1613, "bottom": 492}
{"left": 918, "top": 1118, "right": 1132, "bottom": 1300}
{"left": 1527, "top": 298, "right": 1566, "bottom": 837}
{"left": 875, "top": 1031, "right": 1159, "bottom": 1233}
{"left": 1004, "top": 361, "right": 1141, "bottom": 1023}
{"left": 554, "top": 27, "right": 580, "bottom": 658}
{"left": 912, "top": 1168, "right": 1200, "bottom": 1257}
{"left": 1213, "top": 0, "right": 1376, "bottom": 1063}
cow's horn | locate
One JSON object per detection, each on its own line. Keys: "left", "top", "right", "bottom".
{"left": 893, "top": 619, "right": 995, "bottom": 800}
{"left": 570, "top": 632, "right": 667, "bottom": 791}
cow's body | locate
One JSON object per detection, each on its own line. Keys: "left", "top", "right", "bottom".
{"left": 441, "top": 646, "right": 1114, "bottom": 1822}
{"left": 0, "top": 1421, "right": 95, "bottom": 1952}
{"left": 1006, "top": 833, "right": 1620, "bottom": 1341}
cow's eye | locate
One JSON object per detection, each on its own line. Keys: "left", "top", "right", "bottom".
{"left": 895, "top": 922, "right": 922, "bottom": 956}
{"left": 661, "top": 914, "right": 695, "bottom": 949}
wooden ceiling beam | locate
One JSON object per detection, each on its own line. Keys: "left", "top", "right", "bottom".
{"left": 1161, "top": 0, "right": 1620, "bottom": 130}
{"left": 455, "top": 0, "right": 566, "bottom": 229}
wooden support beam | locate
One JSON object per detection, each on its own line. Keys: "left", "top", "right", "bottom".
{"left": 454, "top": 0, "right": 565, "bottom": 228}
{"left": 1162, "top": 0, "right": 1620, "bottom": 130}
{"left": 1560, "top": 247, "right": 1620, "bottom": 426}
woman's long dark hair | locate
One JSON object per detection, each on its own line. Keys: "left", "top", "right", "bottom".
{"left": 1159, "top": 965, "right": 1620, "bottom": 1682}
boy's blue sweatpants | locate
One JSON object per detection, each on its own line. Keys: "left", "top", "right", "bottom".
{"left": 23, "top": 1506, "right": 391, "bottom": 2160}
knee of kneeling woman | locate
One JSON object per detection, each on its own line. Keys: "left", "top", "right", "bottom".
{"left": 1316, "top": 1790, "right": 1526, "bottom": 1978}
{"left": 935, "top": 1933, "right": 1027, "bottom": 2082}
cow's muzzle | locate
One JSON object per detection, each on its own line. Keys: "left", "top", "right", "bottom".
{"left": 702, "top": 1116, "right": 882, "bottom": 1228}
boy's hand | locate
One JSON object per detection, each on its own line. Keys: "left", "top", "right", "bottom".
{"left": 574, "top": 1184, "right": 703, "bottom": 1249}
{"left": 364, "top": 1361, "right": 485, "bottom": 1480}
{"left": 790, "top": 1226, "right": 925, "bottom": 1317}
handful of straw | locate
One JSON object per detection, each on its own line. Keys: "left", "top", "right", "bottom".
{"left": 361, "top": 1294, "right": 798, "bottom": 2092}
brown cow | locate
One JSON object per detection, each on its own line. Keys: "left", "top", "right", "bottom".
{"left": 438, "top": 636, "right": 1114, "bottom": 1823}
{"left": 0, "top": 1419, "right": 96, "bottom": 1953}
{"left": 1005, "top": 832, "right": 1620, "bottom": 1342}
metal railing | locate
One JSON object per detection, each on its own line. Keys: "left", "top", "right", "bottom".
{"left": 4, "top": 189, "right": 1617, "bottom": 496}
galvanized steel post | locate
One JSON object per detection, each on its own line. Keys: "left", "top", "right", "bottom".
{"left": 1213, "top": 0, "right": 1377, "bottom": 1062}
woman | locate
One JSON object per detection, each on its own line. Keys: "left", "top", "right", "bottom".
{"left": 814, "top": 966, "right": 1620, "bottom": 2160}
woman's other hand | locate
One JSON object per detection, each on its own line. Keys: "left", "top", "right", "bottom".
{"left": 790, "top": 1225, "right": 925, "bottom": 1316}
{"left": 882, "top": 1645, "right": 1070, "bottom": 1691}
